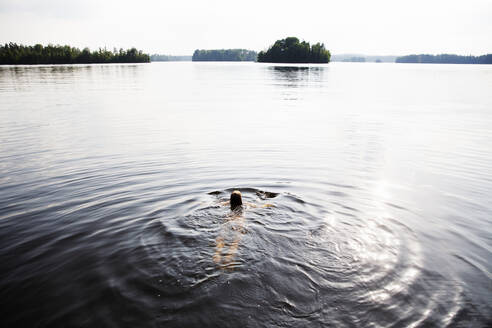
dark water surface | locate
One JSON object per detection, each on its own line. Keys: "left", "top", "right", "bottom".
{"left": 1, "top": 62, "right": 491, "bottom": 327}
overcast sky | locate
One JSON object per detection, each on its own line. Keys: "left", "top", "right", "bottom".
{"left": 0, "top": 0, "right": 491, "bottom": 55}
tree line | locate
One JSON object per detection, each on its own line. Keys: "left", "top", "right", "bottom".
{"left": 396, "top": 54, "right": 492, "bottom": 64}
{"left": 150, "top": 54, "right": 191, "bottom": 61}
{"left": 257, "top": 37, "right": 330, "bottom": 63}
{"left": 192, "top": 49, "right": 257, "bottom": 61}
{"left": 0, "top": 43, "right": 150, "bottom": 65}
{"left": 342, "top": 56, "right": 365, "bottom": 62}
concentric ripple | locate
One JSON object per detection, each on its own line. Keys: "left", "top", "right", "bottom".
{"left": 131, "top": 187, "right": 465, "bottom": 327}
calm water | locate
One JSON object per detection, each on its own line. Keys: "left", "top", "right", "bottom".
{"left": 0, "top": 62, "right": 491, "bottom": 327}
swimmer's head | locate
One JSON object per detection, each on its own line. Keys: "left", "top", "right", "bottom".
{"left": 230, "top": 190, "right": 243, "bottom": 210}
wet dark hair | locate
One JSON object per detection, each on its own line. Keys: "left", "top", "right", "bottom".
{"left": 230, "top": 190, "right": 243, "bottom": 210}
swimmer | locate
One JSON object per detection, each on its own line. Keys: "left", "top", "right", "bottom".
{"left": 213, "top": 190, "right": 274, "bottom": 268}
{"left": 220, "top": 190, "right": 274, "bottom": 211}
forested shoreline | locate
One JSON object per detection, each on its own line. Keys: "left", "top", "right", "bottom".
{"left": 396, "top": 54, "right": 492, "bottom": 64}
{"left": 192, "top": 49, "right": 257, "bottom": 61}
{"left": 0, "top": 43, "right": 150, "bottom": 65}
{"left": 4, "top": 43, "right": 490, "bottom": 66}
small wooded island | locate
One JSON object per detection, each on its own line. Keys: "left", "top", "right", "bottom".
{"left": 0, "top": 43, "right": 150, "bottom": 65}
{"left": 257, "top": 37, "right": 331, "bottom": 63}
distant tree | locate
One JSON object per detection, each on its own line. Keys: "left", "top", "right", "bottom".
{"left": 0, "top": 43, "right": 150, "bottom": 65}
{"left": 257, "top": 37, "right": 330, "bottom": 63}
{"left": 192, "top": 49, "right": 257, "bottom": 62}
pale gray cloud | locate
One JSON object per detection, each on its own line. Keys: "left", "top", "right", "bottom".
{"left": 0, "top": 0, "right": 98, "bottom": 18}
{"left": 0, "top": 0, "right": 491, "bottom": 55}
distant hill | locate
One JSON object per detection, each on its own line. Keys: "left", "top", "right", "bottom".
{"left": 192, "top": 49, "right": 257, "bottom": 62}
{"left": 396, "top": 54, "right": 492, "bottom": 64}
{"left": 331, "top": 54, "right": 396, "bottom": 63}
{"left": 150, "top": 54, "right": 191, "bottom": 62}
{"left": 342, "top": 56, "right": 365, "bottom": 62}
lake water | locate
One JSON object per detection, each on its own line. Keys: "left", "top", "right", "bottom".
{"left": 0, "top": 62, "right": 491, "bottom": 327}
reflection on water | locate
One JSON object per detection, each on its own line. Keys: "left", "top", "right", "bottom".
{"left": 268, "top": 65, "right": 326, "bottom": 101}
{"left": 272, "top": 65, "right": 310, "bottom": 82}
{"left": 0, "top": 62, "right": 491, "bottom": 327}
{"left": 271, "top": 66, "right": 324, "bottom": 85}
